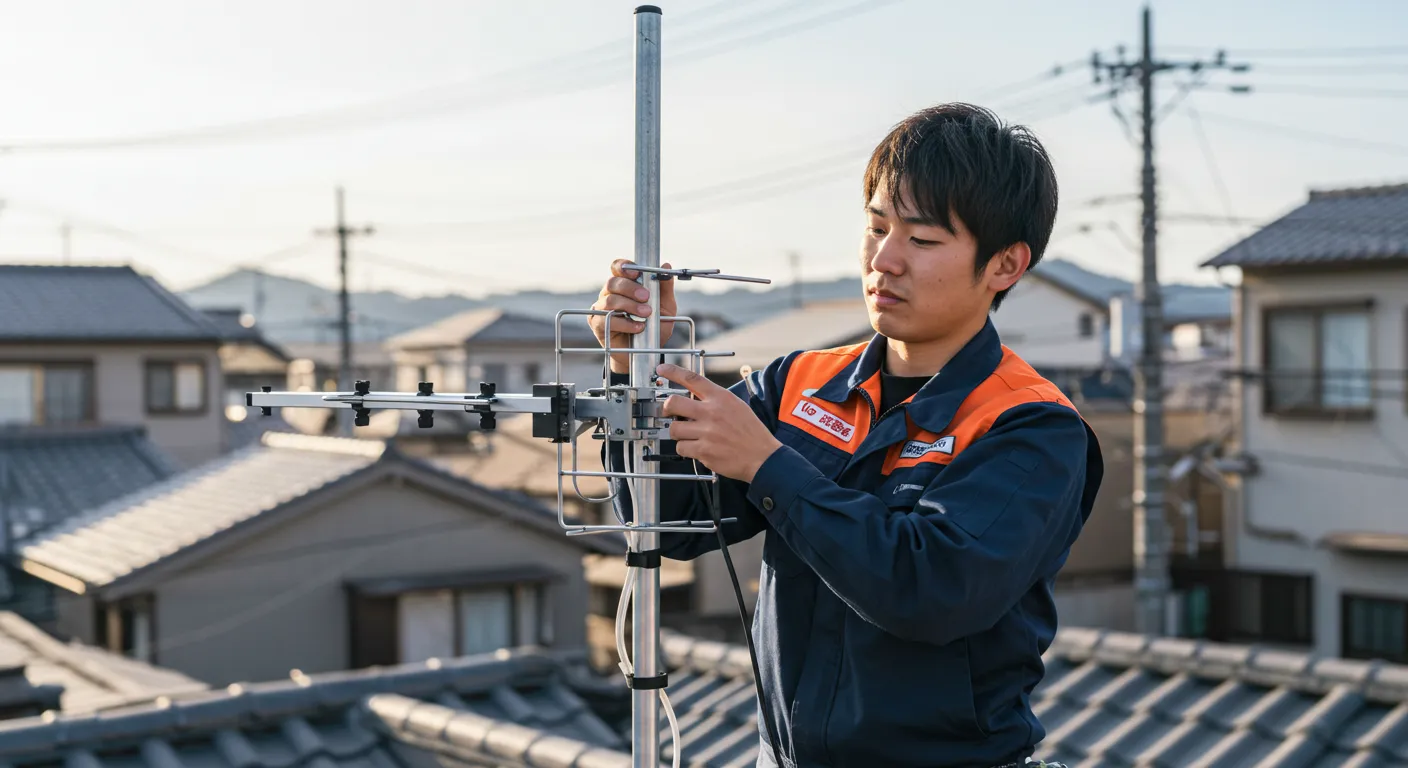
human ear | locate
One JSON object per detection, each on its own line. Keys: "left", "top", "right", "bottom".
{"left": 987, "top": 243, "right": 1031, "bottom": 292}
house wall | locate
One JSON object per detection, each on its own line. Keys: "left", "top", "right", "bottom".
{"left": 124, "top": 477, "right": 592, "bottom": 686}
{"left": 467, "top": 346, "right": 603, "bottom": 395}
{"left": 1228, "top": 268, "right": 1408, "bottom": 658}
{"left": 992, "top": 278, "right": 1108, "bottom": 367}
{"left": 0, "top": 342, "right": 223, "bottom": 468}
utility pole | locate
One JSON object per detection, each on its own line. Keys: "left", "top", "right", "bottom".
{"left": 314, "top": 187, "right": 374, "bottom": 435}
{"left": 1092, "top": 5, "right": 1248, "bottom": 637}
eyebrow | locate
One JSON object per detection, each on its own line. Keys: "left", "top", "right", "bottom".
{"left": 865, "top": 205, "right": 946, "bottom": 228}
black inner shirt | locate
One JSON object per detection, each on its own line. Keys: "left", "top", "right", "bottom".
{"left": 879, "top": 366, "right": 931, "bottom": 418}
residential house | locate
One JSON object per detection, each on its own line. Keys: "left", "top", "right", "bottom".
{"left": 0, "top": 610, "right": 205, "bottom": 716}
{"left": 0, "top": 266, "right": 226, "bottom": 469}
{"left": 11, "top": 431, "right": 623, "bottom": 686}
{"left": 1198, "top": 182, "right": 1408, "bottom": 663}
{"left": 0, "top": 426, "right": 176, "bottom": 626}
{"left": 1, "top": 625, "right": 1408, "bottom": 766}
{"left": 384, "top": 308, "right": 603, "bottom": 401}
{"left": 198, "top": 308, "right": 300, "bottom": 451}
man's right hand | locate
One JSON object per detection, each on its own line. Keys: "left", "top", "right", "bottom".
{"left": 589, "top": 259, "right": 677, "bottom": 374}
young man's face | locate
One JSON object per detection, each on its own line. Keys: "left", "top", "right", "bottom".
{"left": 860, "top": 179, "right": 1016, "bottom": 345}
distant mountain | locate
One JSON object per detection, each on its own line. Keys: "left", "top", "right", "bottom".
{"left": 179, "top": 268, "right": 861, "bottom": 346}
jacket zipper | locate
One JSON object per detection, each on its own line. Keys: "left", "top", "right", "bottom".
{"left": 857, "top": 386, "right": 906, "bottom": 429}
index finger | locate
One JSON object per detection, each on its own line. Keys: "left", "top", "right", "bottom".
{"left": 656, "top": 363, "right": 718, "bottom": 399}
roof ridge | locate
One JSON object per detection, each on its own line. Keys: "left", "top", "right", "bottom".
{"left": 0, "top": 648, "right": 565, "bottom": 755}
{"left": 1308, "top": 181, "right": 1408, "bottom": 200}
{"left": 260, "top": 431, "right": 388, "bottom": 457}
{"left": 362, "top": 690, "right": 631, "bottom": 767}
{"left": 133, "top": 272, "right": 224, "bottom": 338}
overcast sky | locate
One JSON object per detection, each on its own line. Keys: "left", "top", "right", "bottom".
{"left": 0, "top": 0, "right": 1404, "bottom": 298}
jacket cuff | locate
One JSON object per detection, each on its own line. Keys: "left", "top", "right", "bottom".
{"left": 747, "top": 444, "right": 824, "bottom": 527}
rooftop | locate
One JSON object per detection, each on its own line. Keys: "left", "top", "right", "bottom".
{"left": 386, "top": 308, "right": 597, "bottom": 351}
{"left": 0, "top": 426, "right": 175, "bottom": 542}
{"left": 0, "top": 266, "right": 221, "bottom": 343}
{"left": 699, "top": 297, "right": 873, "bottom": 376}
{"left": 0, "top": 611, "right": 206, "bottom": 714}
{"left": 2, "top": 625, "right": 1406, "bottom": 766}
{"left": 1203, "top": 182, "right": 1408, "bottom": 269}
{"left": 1030, "top": 259, "right": 1233, "bottom": 324}
{"left": 15, "top": 431, "right": 621, "bottom": 595}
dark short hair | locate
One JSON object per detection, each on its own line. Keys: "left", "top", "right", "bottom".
{"left": 863, "top": 102, "right": 1058, "bottom": 311}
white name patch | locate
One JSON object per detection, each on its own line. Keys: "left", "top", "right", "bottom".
{"left": 791, "top": 399, "right": 856, "bottom": 442}
{"left": 900, "top": 436, "right": 955, "bottom": 459}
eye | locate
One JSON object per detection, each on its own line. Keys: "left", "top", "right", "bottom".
{"left": 868, "top": 226, "right": 887, "bottom": 237}
{"left": 911, "top": 237, "right": 939, "bottom": 247}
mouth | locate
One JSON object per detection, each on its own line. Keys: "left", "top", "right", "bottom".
{"left": 868, "top": 287, "right": 904, "bottom": 308}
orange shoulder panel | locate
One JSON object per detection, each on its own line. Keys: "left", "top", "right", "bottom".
{"left": 883, "top": 346, "right": 1079, "bottom": 474}
{"left": 777, "top": 343, "right": 874, "bottom": 452}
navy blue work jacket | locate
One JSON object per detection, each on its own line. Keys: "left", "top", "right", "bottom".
{"left": 607, "top": 319, "right": 1103, "bottom": 767}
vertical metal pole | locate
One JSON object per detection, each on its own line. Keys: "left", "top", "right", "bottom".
{"left": 336, "top": 186, "right": 354, "bottom": 436}
{"left": 1133, "top": 3, "right": 1169, "bottom": 636}
{"left": 631, "top": 6, "right": 662, "bottom": 768}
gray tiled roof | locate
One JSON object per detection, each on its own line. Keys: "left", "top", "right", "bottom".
{"left": 0, "top": 611, "right": 206, "bottom": 713}
{"left": 660, "top": 627, "right": 1408, "bottom": 767}
{"left": 1204, "top": 183, "right": 1408, "bottom": 269}
{"left": 16, "top": 432, "right": 621, "bottom": 592}
{"left": 387, "top": 308, "right": 597, "bottom": 351}
{"left": 0, "top": 266, "right": 221, "bottom": 342}
{"left": 0, "top": 426, "right": 175, "bottom": 540}
{"left": 0, "top": 648, "right": 632, "bottom": 768}
{"left": 1031, "top": 259, "right": 1233, "bottom": 324}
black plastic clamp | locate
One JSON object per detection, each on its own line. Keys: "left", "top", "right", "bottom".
{"left": 259, "top": 386, "right": 272, "bottom": 416}
{"left": 471, "top": 382, "right": 497, "bottom": 430}
{"left": 416, "top": 382, "right": 434, "bottom": 429}
{"left": 627, "top": 672, "right": 669, "bottom": 690}
{"left": 353, "top": 380, "right": 371, "bottom": 427}
{"left": 531, "top": 384, "right": 571, "bottom": 443}
{"left": 625, "top": 549, "right": 662, "bottom": 569}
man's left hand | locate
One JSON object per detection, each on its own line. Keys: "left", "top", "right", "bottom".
{"left": 657, "top": 363, "right": 783, "bottom": 483}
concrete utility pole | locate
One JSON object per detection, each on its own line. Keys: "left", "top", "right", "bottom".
{"left": 788, "top": 250, "right": 803, "bottom": 308}
{"left": 1091, "top": 5, "right": 1248, "bottom": 637}
{"left": 314, "top": 187, "right": 374, "bottom": 435}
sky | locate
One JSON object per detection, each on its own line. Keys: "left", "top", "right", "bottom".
{"left": 0, "top": 0, "right": 1404, "bottom": 299}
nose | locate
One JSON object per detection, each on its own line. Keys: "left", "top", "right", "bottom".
{"left": 869, "top": 232, "right": 906, "bottom": 276}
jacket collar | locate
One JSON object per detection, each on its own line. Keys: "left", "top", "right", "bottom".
{"left": 811, "top": 318, "right": 1005, "bottom": 434}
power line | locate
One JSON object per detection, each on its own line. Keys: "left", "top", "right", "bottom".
{"left": 0, "top": 0, "right": 901, "bottom": 155}
{"left": 1248, "top": 83, "right": 1408, "bottom": 99}
{"left": 1195, "top": 110, "right": 1408, "bottom": 156}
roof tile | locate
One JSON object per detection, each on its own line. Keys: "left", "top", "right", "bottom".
{"left": 0, "top": 266, "right": 221, "bottom": 342}
{"left": 1203, "top": 183, "right": 1408, "bottom": 269}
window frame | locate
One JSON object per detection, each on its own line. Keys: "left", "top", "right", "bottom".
{"left": 1260, "top": 300, "right": 1375, "bottom": 419}
{"left": 0, "top": 360, "right": 96, "bottom": 426}
{"left": 144, "top": 359, "right": 209, "bottom": 416}
{"left": 1224, "top": 569, "right": 1314, "bottom": 646}
{"left": 94, "top": 593, "right": 157, "bottom": 663}
{"left": 1341, "top": 592, "right": 1408, "bottom": 664}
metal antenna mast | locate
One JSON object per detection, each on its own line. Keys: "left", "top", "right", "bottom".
{"left": 630, "top": 6, "right": 663, "bottom": 765}
{"left": 248, "top": 8, "right": 769, "bottom": 766}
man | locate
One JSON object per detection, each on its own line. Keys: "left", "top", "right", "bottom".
{"left": 591, "top": 102, "right": 1102, "bottom": 768}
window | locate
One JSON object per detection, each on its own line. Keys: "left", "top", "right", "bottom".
{"left": 1264, "top": 304, "right": 1372, "bottom": 415}
{"left": 349, "top": 581, "right": 549, "bottom": 667}
{"left": 481, "top": 363, "right": 508, "bottom": 387}
{"left": 1078, "top": 312, "right": 1095, "bottom": 339}
{"left": 146, "top": 361, "right": 206, "bottom": 414}
{"left": 1343, "top": 594, "right": 1408, "bottom": 664}
{"left": 95, "top": 595, "right": 154, "bottom": 662}
{"left": 1227, "top": 570, "right": 1313, "bottom": 645}
{"left": 0, "top": 363, "right": 94, "bottom": 425}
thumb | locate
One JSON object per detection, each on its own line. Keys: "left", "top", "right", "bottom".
{"left": 659, "top": 261, "right": 677, "bottom": 306}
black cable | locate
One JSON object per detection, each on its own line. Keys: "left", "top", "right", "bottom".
{"left": 695, "top": 458, "right": 785, "bottom": 768}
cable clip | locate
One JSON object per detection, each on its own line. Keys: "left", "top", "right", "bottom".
{"left": 625, "top": 549, "right": 662, "bottom": 569}
{"left": 627, "top": 672, "right": 669, "bottom": 690}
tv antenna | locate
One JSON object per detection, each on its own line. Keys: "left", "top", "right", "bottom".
{"left": 248, "top": 7, "right": 775, "bottom": 767}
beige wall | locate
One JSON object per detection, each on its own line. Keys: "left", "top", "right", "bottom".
{"left": 1228, "top": 267, "right": 1408, "bottom": 658}
{"left": 68, "top": 476, "right": 594, "bottom": 686}
{"left": 994, "top": 278, "right": 1108, "bottom": 368}
{"left": 0, "top": 342, "right": 223, "bottom": 468}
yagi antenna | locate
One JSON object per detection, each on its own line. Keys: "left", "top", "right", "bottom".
{"left": 247, "top": 7, "right": 771, "bottom": 767}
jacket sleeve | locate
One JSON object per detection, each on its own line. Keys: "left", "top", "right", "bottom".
{"left": 744, "top": 400, "right": 1101, "bottom": 645}
{"left": 602, "top": 351, "right": 800, "bottom": 560}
